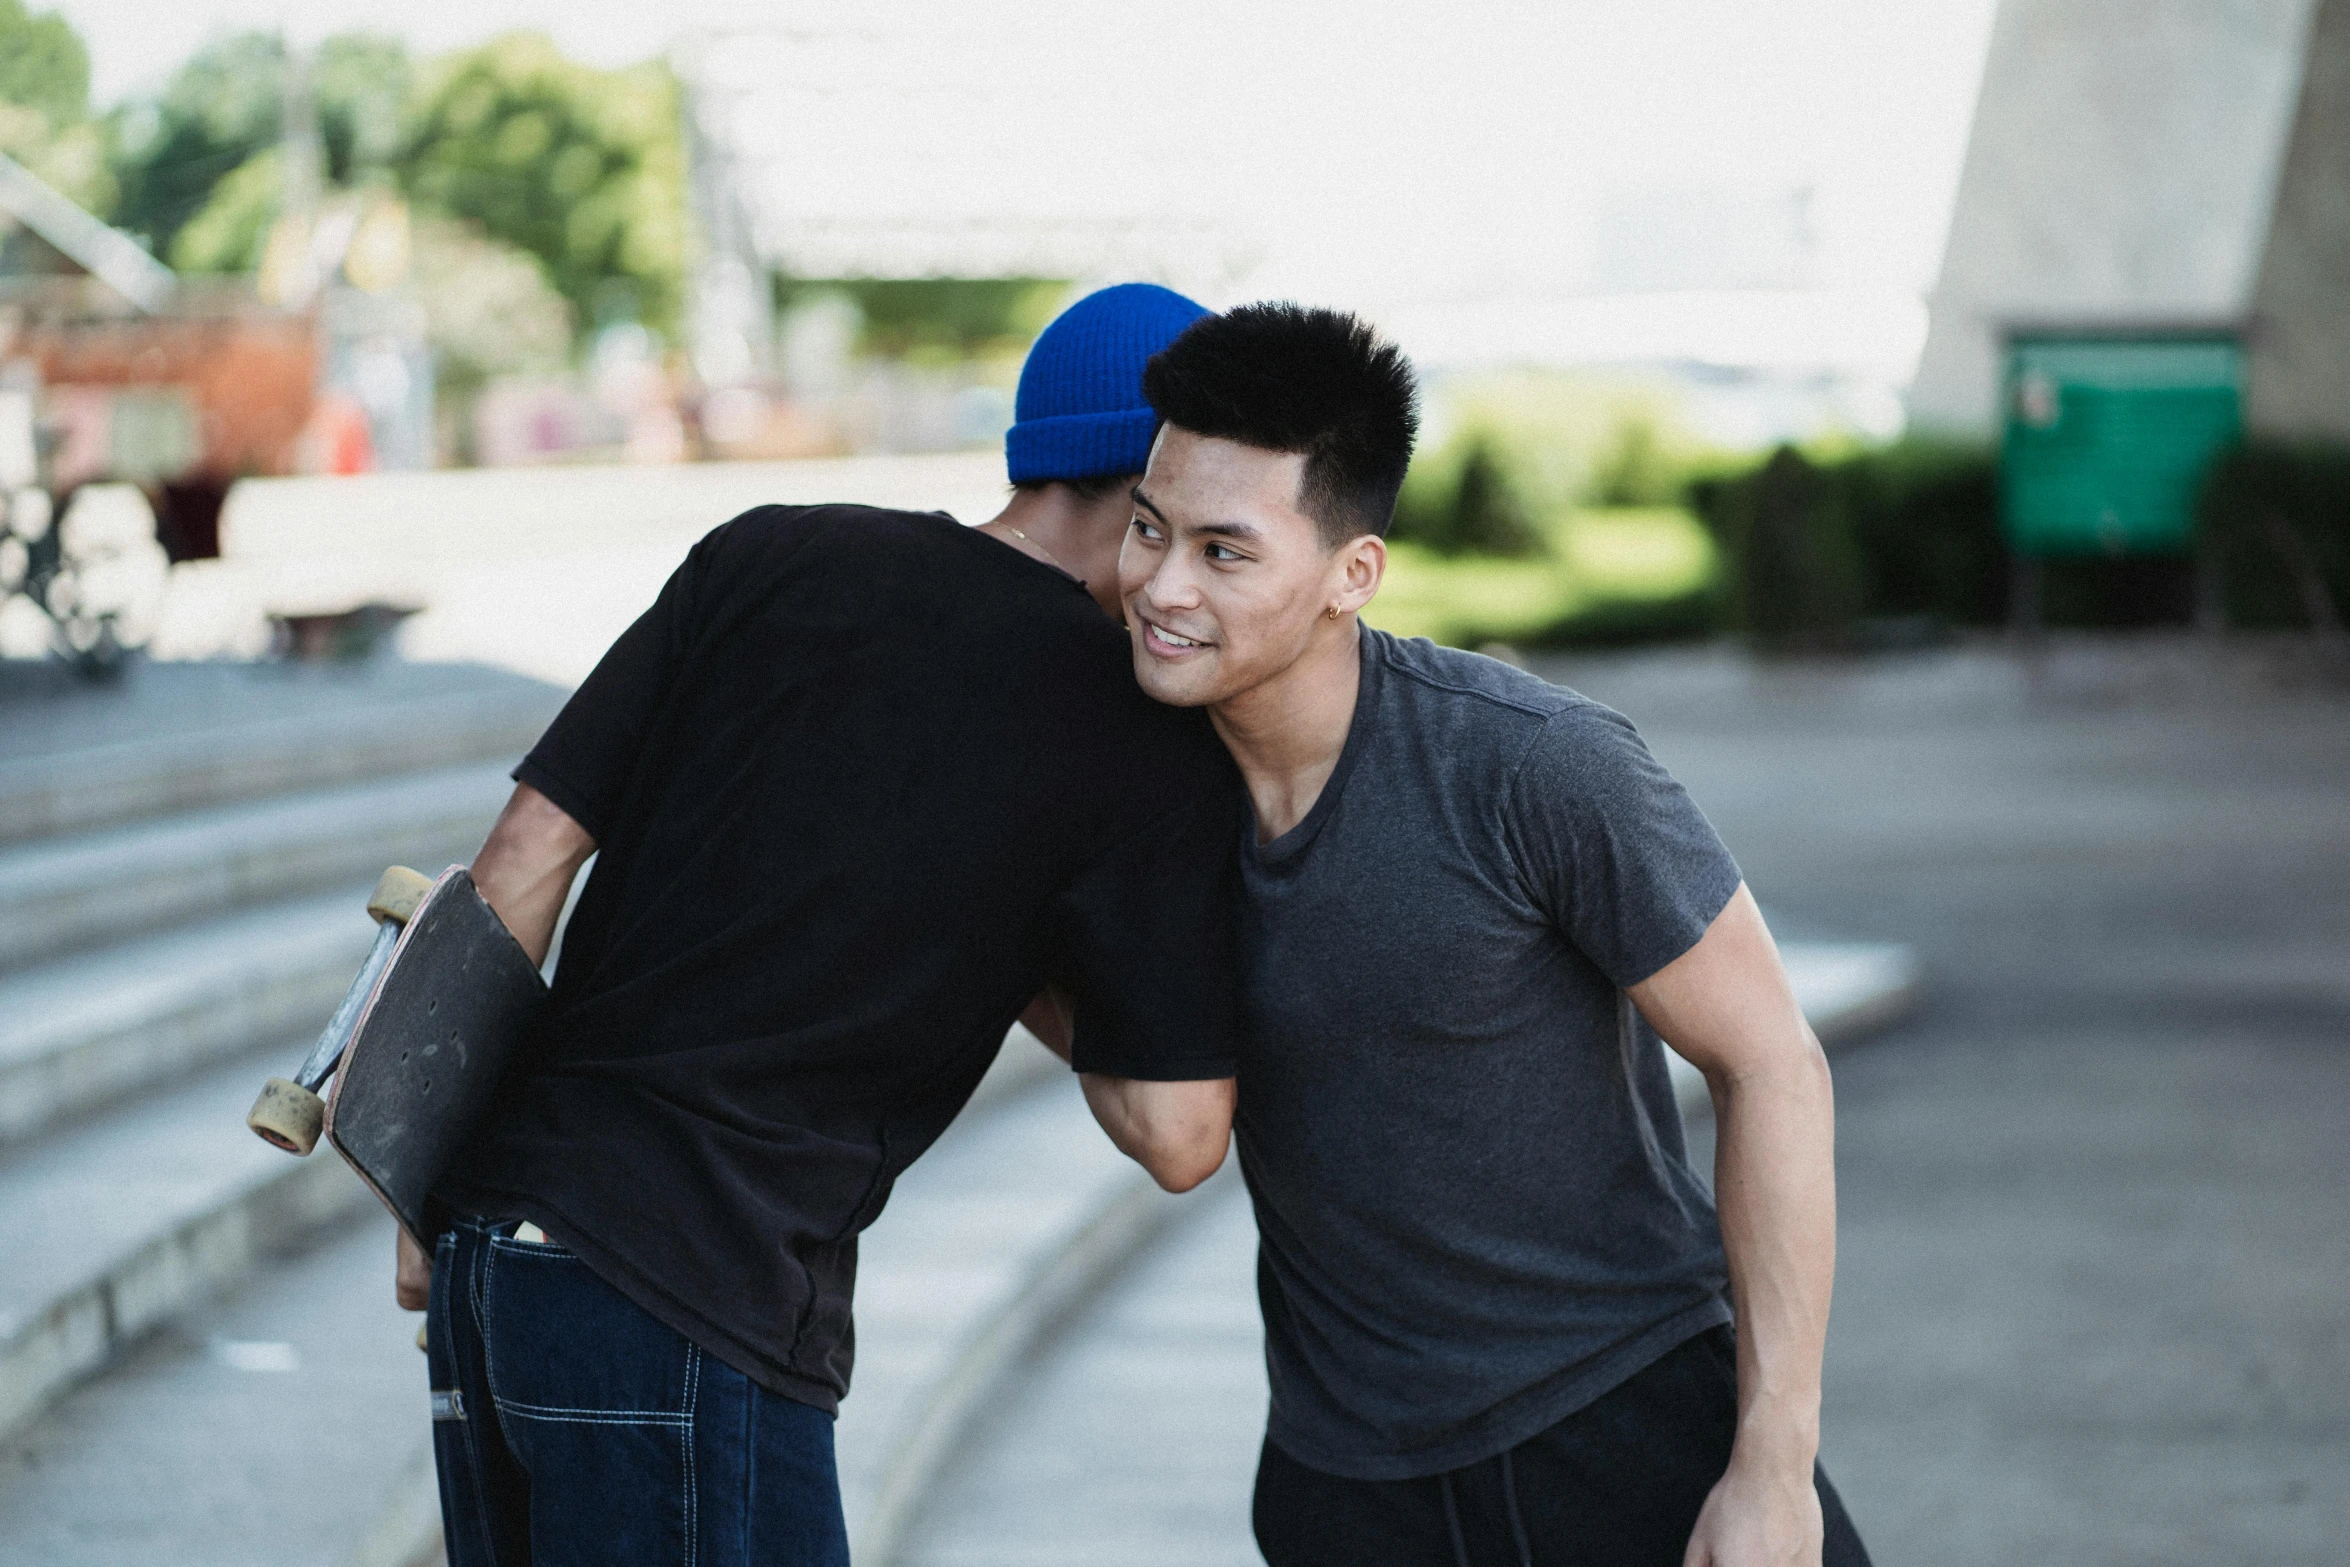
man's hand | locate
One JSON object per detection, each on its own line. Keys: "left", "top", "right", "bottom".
{"left": 396, "top": 1227, "right": 432, "bottom": 1311}
{"left": 1683, "top": 1445, "right": 1824, "bottom": 1566}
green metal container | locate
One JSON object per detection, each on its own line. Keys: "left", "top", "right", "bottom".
{"left": 2000, "top": 333, "right": 2244, "bottom": 557}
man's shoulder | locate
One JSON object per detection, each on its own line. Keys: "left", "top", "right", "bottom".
{"left": 701, "top": 501, "right": 963, "bottom": 562}
{"left": 1371, "top": 630, "right": 1592, "bottom": 731}
{"left": 1368, "top": 630, "right": 1648, "bottom": 782}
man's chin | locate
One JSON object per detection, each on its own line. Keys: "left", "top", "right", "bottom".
{"left": 1129, "top": 650, "right": 1217, "bottom": 708}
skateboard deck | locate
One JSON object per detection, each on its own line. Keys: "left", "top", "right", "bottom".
{"left": 324, "top": 866, "right": 547, "bottom": 1249}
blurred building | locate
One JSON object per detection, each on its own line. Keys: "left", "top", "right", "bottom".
{"left": 1911, "top": 0, "right": 2350, "bottom": 441}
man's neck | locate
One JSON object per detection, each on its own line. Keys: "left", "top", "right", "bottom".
{"left": 1211, "top": 620, "right": 1363, "bottom": 843}
{"left": 980, "top": 486, "right": 1129, "bottom": 619}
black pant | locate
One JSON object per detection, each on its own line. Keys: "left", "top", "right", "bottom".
{"left": 1253, "top": 1328, "right": 1870, "bottom": 1567}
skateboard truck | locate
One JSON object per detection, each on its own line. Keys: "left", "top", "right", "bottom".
{"left": 247, "top": 865, "right": 436, "bottom": 1156}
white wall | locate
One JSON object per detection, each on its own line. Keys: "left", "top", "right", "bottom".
{"left": 1908, "top": 0, "right": 2318, "bottom": 434}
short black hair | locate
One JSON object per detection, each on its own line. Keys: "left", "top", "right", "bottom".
{"left": 1011, "top": 472, "right": 1133, "bottom": 503}
{"left": 1142, "top": 303, "right": 1419, "bottom": 548}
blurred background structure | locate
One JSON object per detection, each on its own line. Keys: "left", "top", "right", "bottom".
{"left": 0, "top": 1, "right": 2344, "bottom": 1564}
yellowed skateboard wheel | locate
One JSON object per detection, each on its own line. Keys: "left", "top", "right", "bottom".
{"left": 416, "top": 1323, "right": 429, "bottom": 1353}
{"left": 248, "top": 1077, "right": 326, "bottom": 1155}
{"left": 367, "top": 865, "right": 434, "bottom": 927}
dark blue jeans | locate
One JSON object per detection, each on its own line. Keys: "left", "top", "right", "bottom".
{"left": 427, "top": 1216, "right": 850, "bottom": 1567}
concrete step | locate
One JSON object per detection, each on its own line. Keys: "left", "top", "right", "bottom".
{"left": 0, "top": 1212, "right": 431, "bottom": 1567}
{"left": 0, "top": 677, "right": 560, "bottom": 848}
{"left": 0, "top": 764, "right": 512, "bottom": 974}
{"left": 0, "top": 1046, "right": 377, "bottom": 1444}
{"left": 0, "top": 1033, "right": 1072, "bottom": 1567}
{"left": 0, "top": 887, "right": 380, "bottom": 1151}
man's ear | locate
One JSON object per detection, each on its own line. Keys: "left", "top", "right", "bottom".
{"left": 1335, "top": 534, "right": 1386, "bottom": 616}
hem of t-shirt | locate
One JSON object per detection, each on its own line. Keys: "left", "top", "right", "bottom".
{"left": 510, "top": 753, "right": 614, "bottom": 850}
{"left": 1614, "top": 865, "right": 1743, "bottom": 989}
{"left": 1065, "top": 1050, "right": 1237, "bottom": 1082}
{"left": 1264, "top": 1295, "right": 1733, "bottom": 1482}
{"left": 442, "top": 1183, "right": 845, "bottom": 1417}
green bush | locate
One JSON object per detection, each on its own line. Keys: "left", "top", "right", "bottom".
{"left": 1390, "top": 429, "right": 1545, "bottom": 557}
{"left": 1689, "top": 440, "right": 2005, "bottom": 648}
{"left": 2198, "top": 441, "right": 2350, "bottom": 632}
{"left": 1528, "top": 587, "right": 1719, "bottom": 650}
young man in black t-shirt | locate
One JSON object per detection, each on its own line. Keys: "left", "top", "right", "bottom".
{"left": 400, "top": 285, "right": 1238, "bottom": 1567}
{"left": 1118, "top": 305, "right": 1871, "bottom": 1567}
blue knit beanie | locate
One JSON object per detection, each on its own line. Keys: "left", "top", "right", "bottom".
{"left": 1006, "top": 283, "right": 1210, "bottom": 484}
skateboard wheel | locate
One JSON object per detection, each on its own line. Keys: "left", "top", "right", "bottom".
{"left": 248, "top": 1077, "right": 326, "bottom": 1155}
{"left": 416, "top": 1323, "right": 429, "bottom": 1353}
{"left": 367, "top": 866, "right": 434, "bottom": 927}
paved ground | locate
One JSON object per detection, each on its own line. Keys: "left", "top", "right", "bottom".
{"left": 0, "top": 1211, "right": 424, "bottom": 1567}
{"left": 901, "top": 1178, "right": 1265, "bottom": 1567}
{"left": 907, "top": 635, "right": 2350, "bottom": 1566}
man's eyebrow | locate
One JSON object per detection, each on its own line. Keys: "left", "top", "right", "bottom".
{"left": 1130, "top": 487, "right": 1264, "bottom": 541}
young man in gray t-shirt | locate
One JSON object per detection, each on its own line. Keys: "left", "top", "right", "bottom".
{"left": 1116, "top": 304, "right": 1872, "bottom": 1567}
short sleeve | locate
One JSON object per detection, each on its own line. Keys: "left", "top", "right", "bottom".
{"left": 512, "top": 545, "right": 701, "bottom": 845}
{"left": 1504, "top": 704, "right": 1742, "bottom": 989}
{"left": 1049, "top": 791, "right": 1243, "bottom": 1081}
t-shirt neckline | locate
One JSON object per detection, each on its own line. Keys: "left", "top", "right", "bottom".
{"left": 959, "top": 513, "right": 1091, "bottom": 594}
{"left": 1248, "top": 628, "right": 1383, "bottom": 868}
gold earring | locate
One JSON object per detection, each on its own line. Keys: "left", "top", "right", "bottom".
{"left": 1325, "top": 605, "right": 1342, "bottom": 621}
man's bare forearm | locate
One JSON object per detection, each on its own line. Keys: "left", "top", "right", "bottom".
{"left": 1629, "top": 885, "right": 1837, "bottom": 1562}
{"left": 471, "top": 783, "right": 596, "bottom": 966}
{"left": 1708, "top": 1040, "right": 1836, "bottom": 1468}
{"left": 396, "top": 783, "right": 594, "bottom": 1311}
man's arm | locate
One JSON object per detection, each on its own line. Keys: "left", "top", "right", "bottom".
{"left": 394, "top": 783, "right": 596, "bottom": 1311}
{"left": 1627, "top": 883, "right": 1834, "bottom": 1567}
{"left": 1079, "top": 1072, "right": 1233, "bottom": 1192}
{"left": 1021, "top": 984, "right": 1234, "bottom": 1193}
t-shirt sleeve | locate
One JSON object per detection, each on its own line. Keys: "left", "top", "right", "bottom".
{"left": 1505, "top": 704, "right": 1743, "bottom": 989}
{"left": 1048, "top": 788, "right": 1244, "bottom": 1081}
{"left": 511, "top": 541, "right": 704, "bottom": 845}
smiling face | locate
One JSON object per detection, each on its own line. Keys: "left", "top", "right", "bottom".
{"left": 1119, "top": 425, "right": 1384, "bottom": 711}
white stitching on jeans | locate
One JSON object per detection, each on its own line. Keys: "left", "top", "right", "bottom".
{"left": 478, "top": 1229, "right": 502, "bottom": 1409}
{"left": 683, "top": 1345, "right": 701, "bottom": 1567}
{"left": 442, "top": 1232, "right": 500, "bottom": 1558}
{"left": 490, "top": 1396, "right": 692, "bottom": 1426}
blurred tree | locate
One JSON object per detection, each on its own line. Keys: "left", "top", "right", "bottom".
{"left": 0, "top": 0, "right": 110, "bottom": 214}
{"left": 0, "top": 0, "right": 85, "bottom": 125}
{"left": 166, "top": 147, "right": 282, "bottom": 273}
{"left": 774, "top": 276, "right": 1068, "bottom": 362}
{"left": 407, "top": 211, "right": 574, "bottom": 459}
{"left": 399, "top": 34, "right": 685, "bottom": 340}
{"left": 312, "top": 35, "right": 410, "bottom": 179}
{"left": 106, "top": 33, "right": 285, "bottom": 258}
{"left": 1591, "top": 415, "right": 1683, "bottom": 507}
{"left": 109, "top": 33, "right": 411, "bottom": 267}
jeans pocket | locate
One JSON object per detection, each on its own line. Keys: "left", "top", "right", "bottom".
{"left": 480, "top": 1238, "right": 705, "bottom": 1565}
{"left": 481, "top": 1235, "right": 699, "bottom": 1421}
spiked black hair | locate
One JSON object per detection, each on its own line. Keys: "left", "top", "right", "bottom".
{"left": 1142, "top": 303, "right": 1420, "bottom": 547}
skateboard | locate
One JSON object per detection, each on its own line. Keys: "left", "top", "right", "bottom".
{"left": 247, "top": 864, "right": 547, "bottom": 1248}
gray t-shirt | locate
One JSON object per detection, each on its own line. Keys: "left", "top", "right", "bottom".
{"left": 1236, "top": 628, "right": 1743, "bottom": 1480}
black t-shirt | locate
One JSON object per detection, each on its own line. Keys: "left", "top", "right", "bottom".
{"left": 437, "top": 504, "right": 1242, "bottom": 1413}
